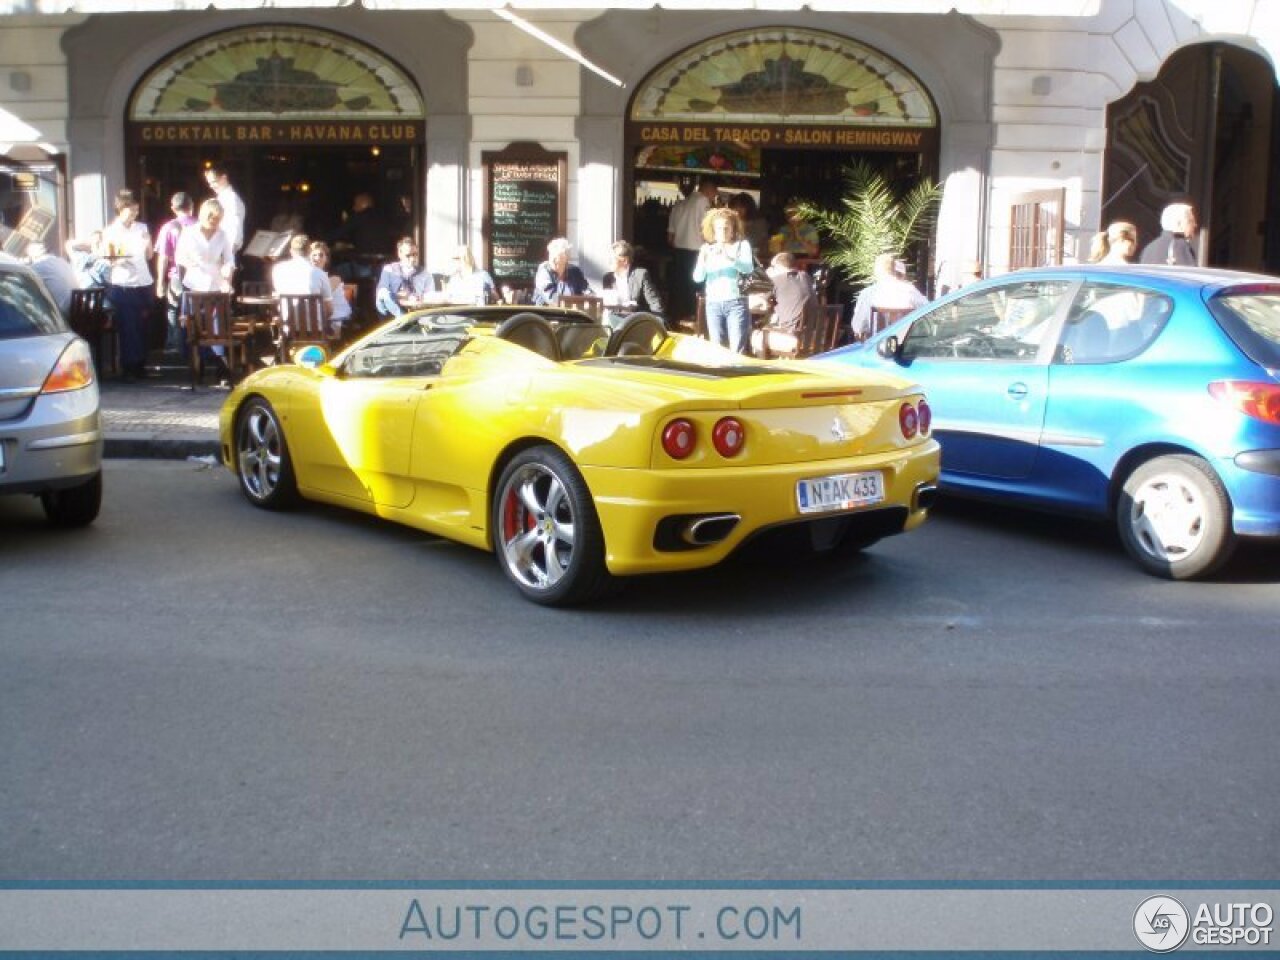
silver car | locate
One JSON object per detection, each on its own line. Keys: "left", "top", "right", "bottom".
{"left": 0, "top": 255, "right": 102, "bottom": 526}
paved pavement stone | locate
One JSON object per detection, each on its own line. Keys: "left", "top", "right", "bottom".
{"left": 100, "top": 372, "right": 226, "bottom": 460}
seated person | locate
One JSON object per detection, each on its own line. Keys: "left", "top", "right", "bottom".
{"left": 751, "top": 252, "right": 816, "bottom": 357}
{"left": 601, "top": 240, "right": 665, "bottom": 328}
{"left": 444, "top": 245, "right": 497, "bottom": 304}
{"left": 309, "top": 241, "right": 352, "bottom": 338}
{"left": 26, "top": 242, "right": 75, "bottom": 319}
{"left": 851, "top": 253, "right": 927, "bottom": 340}
{"left": 272, "top": 233, "right": 333, "bottom": 335}
{"left": 375, "top": 236, "right": 436, "bottom": 317}
{"left": 65, "top": 232, "right": 112, "bottom": 291}
{"left": 532, "top": 236, "right": 591, "bottom": 306}
{"left": 768, "top": 204, "right": 820, "bottom": 259}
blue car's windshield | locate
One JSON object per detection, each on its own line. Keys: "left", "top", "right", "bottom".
{"left": 1208, "top": 290, "right": 1280, "bottom": 368}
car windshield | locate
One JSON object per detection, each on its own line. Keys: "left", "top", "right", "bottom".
{"left": 0, "top": 270, "right": 64, "bottom": 339}
{"left": 344, "top": 315, "right": 470, "bottom": 378}
{"left": 1208, "top": 290, "right": 1280, "bottom": 368}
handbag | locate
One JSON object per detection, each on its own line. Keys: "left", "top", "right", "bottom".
{"left": 738, "top": 255, "right": 774, "bottom": 297}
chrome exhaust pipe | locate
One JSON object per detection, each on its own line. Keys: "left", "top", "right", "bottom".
{"left": 681, "top": 513, "right": 741, "bottom": 546}
{"left": 913, "top": 483, "right": 938, "bottom": 511}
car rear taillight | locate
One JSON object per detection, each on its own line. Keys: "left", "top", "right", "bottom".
{"left": 711, "top": 417, "right": 745, "bottom": 457}
{"left": 916, "top": 398, "right": 932, "bottom": 436}
{"left": 41, "top": 339, "right": 95, "bottom": 395}
{"left": 662, "top": 418, "right": 696, "bottom": 459}
{"left": 899, "top": 402, "right": 919, "bottom": 439}
{"left": 1208, "top": 380, "right": 1280, "bottom": 425}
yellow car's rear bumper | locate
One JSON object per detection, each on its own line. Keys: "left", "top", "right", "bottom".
{"left": 583, "top": 439, "right": 941, "bottom": 575}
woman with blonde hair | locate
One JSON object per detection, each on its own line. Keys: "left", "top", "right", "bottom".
{"left": 692, "top": 207, "right": 754, "bottom": 353}
{"left": 1089, "top": 221, "right": 1139, "bottom": 264}
{"left": 445, "top": 245, "right": 497, "bottom": 304}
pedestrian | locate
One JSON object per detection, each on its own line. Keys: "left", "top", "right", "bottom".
{"left": 375, "top": 236, "right": 435, "bottom": 317}
{"left": 768, "top": 203, "right": 820, "bottom": 259}
{"left": 26, "top": 242, "right": 76, "bottom": 319}
{"left": 176, "top": 198, "right": 235, "bottom": 382}
{"left": 692, "top": 207, "right": 754, "bottom": 354}
{"left": 751, "top": 251, "right": 816, "bottom": 357}
{"left": 1139, "top": 202, "right": 1197, "bottom": 266}
{"left": 728, "top": 192, "right": 769, "bottom": 263}
{"left": 444, "top": 245, "right": 497, "bottom": 305}
{"left": 1089, "top": 220, "right": 1139, "bottom": 264}
{"left": 532, "top": 237, "right": 591, "bottom": 305}
{"left": 154, "top": 191, "right": 196, "bottom": 355}
{"left": 667, "top": 177, "right": 718, "bottom": 327}
{"left": 65, "top": 231, "right": 112, "bottom": 291}
{"left": 102, "top": 188, "right": 155, "bottom": 381}
{"left": 308, "top": 241, "right": 352, "bottom": 339}
{"left": 851, "top": 253, "right": 927, "bottom": 341}
{"left": 601, "top": 240, "right": 664, "bottom": 328}
{"left": 204, "top": 164, "right": 245, "bottom": 254}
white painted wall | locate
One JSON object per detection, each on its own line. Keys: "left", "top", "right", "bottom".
{"left": 978, "top": 0, "right": 1276, "bottom": 273}
{"left": 454, "top": 9, "right": 592, "bottom": 283}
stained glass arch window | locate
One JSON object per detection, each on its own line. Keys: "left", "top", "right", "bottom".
{"left": 631, "top": 27, "right": 936, "bottom": 128}
{"left": 129, "top": 24, "right": 424, "bottom": 122}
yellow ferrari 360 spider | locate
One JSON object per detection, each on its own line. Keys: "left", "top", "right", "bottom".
{"left": 219, "top": 306, "right": 940, "bottom": 605}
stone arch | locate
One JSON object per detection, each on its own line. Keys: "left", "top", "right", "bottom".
{"left": 1103, "top": 40, "right": 1280, "bottom": 271}
{"left": 127, "top": 24, "right": 424, "bottom": 124}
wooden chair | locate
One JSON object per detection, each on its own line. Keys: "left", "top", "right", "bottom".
{"left": 558, "top": 294, "right": 604, "bottom": 322}
{"left": 276, "top": 293, "right": 333, "bottom": 360}
{"left": 181, "top": 291, "right": 247, "bottom": 386}
{"left": 795, "top": 304, "right": 845, "bottom": 358}
{"left": 68, "top": 288, "right": 116, "bottom": 376}
{"left": 868, "top": 307, "right": 910, "bottom": 338}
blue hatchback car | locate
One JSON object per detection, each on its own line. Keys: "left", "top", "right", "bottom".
{"left": 820, "top": 265, "right": 1280, "bottom": 579}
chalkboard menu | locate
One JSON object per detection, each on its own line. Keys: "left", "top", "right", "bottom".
{"left": 483, "top": 143, "right": 567, "bottom": 287}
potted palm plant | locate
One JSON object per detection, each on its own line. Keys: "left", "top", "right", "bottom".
{"left": 793, "top": 160, "right": 943, "bottom": 286}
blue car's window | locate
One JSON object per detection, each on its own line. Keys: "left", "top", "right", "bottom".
{"left": 1055, "top": 283, "right": 1172, "bottom": 364}
{"left": 0, "top": 270, "right": 64, "bottom": 339}
{"left": 901, "top": 280, "right": 1071, "bottom": 361}
{"left": 1208, "top": 291, "right": 1280, "bottom": 368}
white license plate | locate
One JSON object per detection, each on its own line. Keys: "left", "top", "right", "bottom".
{"left": 796, "top": 470, "right": 884, "bottom": 514}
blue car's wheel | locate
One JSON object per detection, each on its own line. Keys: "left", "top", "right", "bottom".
{"left": 235, "top": 398, "right": 297, "bottom": 510}
{"left": 493, "top": 446, "right": 610, "bottom": 606}
{"left": 1117, "top": 454, "right": 1234, "bottom": 580}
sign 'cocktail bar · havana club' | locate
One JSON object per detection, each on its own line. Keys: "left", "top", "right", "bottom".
{"left": 130, "top": 120, "right": 424, "bottom": 146}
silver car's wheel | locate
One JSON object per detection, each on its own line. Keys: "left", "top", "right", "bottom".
{"left": 493, "top": 446, "right": 610, "bottom": 605}
{"left": 1117, "top": 454, "right": 1234, "bottom": 580}
{"left": 235, "top": 398, "right": 297, "bottom": 510}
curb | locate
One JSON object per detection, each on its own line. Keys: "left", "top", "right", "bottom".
{"left": 104, "top": 433, "right": 221, "bottom": 461}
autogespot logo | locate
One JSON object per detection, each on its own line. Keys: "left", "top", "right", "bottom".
{"left": 1134, "top": 895, "right": 1190, "bottom": 952}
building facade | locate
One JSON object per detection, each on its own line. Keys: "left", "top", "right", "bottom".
{"left": 2, "top": 0, "right": 1277, "bottom": 289}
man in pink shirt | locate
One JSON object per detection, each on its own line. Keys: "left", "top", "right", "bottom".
{"left": 154, "top": 191, "right": 196, "bottom": 355}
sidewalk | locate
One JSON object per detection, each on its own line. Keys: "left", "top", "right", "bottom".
{"left": 99, "top": 364, "right": 225, "bottom": 460}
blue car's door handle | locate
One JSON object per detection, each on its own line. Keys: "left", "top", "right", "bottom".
{"left": 1007, "top": 382, "right": 1029, "bottom": 399}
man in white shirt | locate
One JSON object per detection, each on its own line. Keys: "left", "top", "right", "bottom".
{"left": 851, "top": 253, "right": 928, "bottom": 340}
{"left": 666, "top": 177, "right": 718, "bottom": 327}
{"left": 272, "top": 234, "right": 332, "bottom": 335}
{"left": 176, "top": 199, "right": 234, "bottom": 293}
{"left": 175, "top": 198, "right": 235, "bottom": 378}
{"left": 205, "top": 165, "right": 245, "bottom": 254}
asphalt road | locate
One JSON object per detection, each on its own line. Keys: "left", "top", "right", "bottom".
{"left": 2, "top": 460, "right": 1277, "bottom": 882}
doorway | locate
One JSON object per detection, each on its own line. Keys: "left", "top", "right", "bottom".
{"left": 1103, "top": 43, "right": 1279, "bottom": 272}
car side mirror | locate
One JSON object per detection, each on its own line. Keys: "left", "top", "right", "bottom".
{"left": 877, "top": 335, "right": 901, "bottom": 361}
